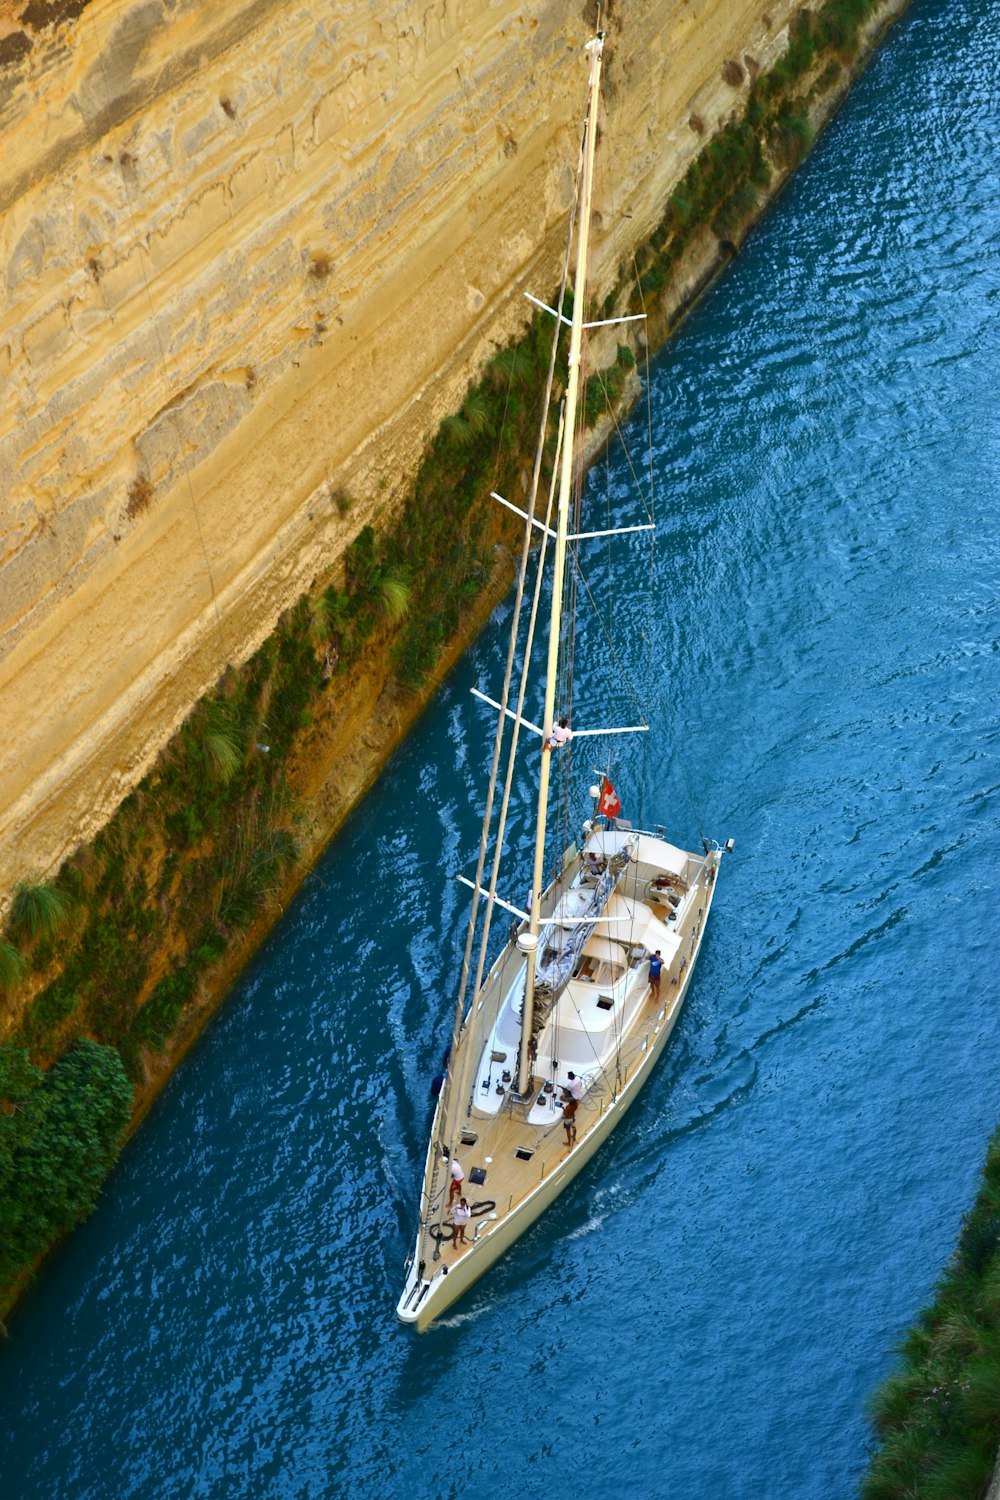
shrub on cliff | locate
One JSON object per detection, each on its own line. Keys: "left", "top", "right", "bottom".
{"left": 0, "top": 1040, "right": 133, "bottom": 1289}
{"left": 862, "top": 1125, "right": 1000, "bottom": 1499}
{"left": 768, "top": 104, "right": 814, "bottom": 169}
{"left": 9, "top": 880, "right": 71, "bottom": 944}
{"left": 0, "top": 940, "right": 27, "bottom": 992}
{"left": 816, "top": 0, "right": 880, "bottom": 56}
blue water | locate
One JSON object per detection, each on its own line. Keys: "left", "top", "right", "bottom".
{"left": 3, "top": 1, "right": 999, "bottom": 1495}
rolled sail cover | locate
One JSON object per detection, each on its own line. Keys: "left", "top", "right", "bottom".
{"left": 531, "top": 840, "right": 635, "bottom": 1035}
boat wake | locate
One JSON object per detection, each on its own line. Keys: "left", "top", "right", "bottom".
{"left": 436, "top": 1302, "right": 494, "bottom": 1331}
{"left": 564, "top": 1210, "right": 610, "bottom": 1242}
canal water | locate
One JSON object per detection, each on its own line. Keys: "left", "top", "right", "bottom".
{"left": 2, "top": 0, "right": 998, "bottom": 1494}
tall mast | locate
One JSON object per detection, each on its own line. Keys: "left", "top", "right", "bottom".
{"left": 516, "top": 31, "right": 604, "bottom": 1097}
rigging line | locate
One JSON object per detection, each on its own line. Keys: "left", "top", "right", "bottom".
{"left": 616, "top": 175, "right": 658, "bottom": 530}
{"left": 465, "top": 330, "right": 575, "bottom": 985}
{"left": 83, "top": 7, "right": 227, "bottom": 650}
{"left": 555, "top": 735, "right": 572, "bottom": 888}
{"left": 613, "top": 882, "right": 644, "bottom": 1086}
{"left": 430, "top": 406, "right": 567, "bottom": 1234}
{"left": 490, "top": 335, "right": 523, "bottom": 492}
{"left": 610, "top": 130, "right": 656, "bottom": 505}
{"left": 587, "top": 81, "right": 655, "bottom": 529}
{"left": 625, "top": 230, "right": 661, "bottom": 790}
{"left": 516, "top": 32, "right": 603, "bottom": 1100}
{"left": 556, "top": 459, "right": 585, "bottom": 878}
{"left": 567, "top": 548, "right": 647, "bottom": 723}
{"left": 553, "top": 897, "right": 639, "bottom": 1100}
{"left": 561, "top": 986, "right": 617, "bottom": 1099}
{"left": 463, "top": 128, "right": 587, "bottom": 994}
{"left": 586, "top": 360, "right": 654, "bottom": 526}
{"left": 558, "top": 488, "right": 581, "bottom": 873}
{"left": 603, "top": 444, "right": 614, "bottom": 731}
{"left": 468, "top": 400, "right": 562, "bottom": 1004}
{"left": 441, "top": 337, "right": 547, "bottom": 1033}
{"left": 427, "top": 137, "right": 586, "bottom": 1227}
{"left": 622, "top": 261, "right": 659, "bottom": 818}
{"left": 464, "top": 411, "right": 560, "bottom": 984}
{"left": 553, "top": 353, "right": 584, "bottom": 883}
{"left": 626, "top": 240, "right": 711, "bottom": 838}
{"left": 561, "top": 310, "right": 589, "bottom": 710}
{"left": 431, "top": 407, "right": 568, "bottom": 1226}
{"left": 436, "top": 34, "right": 600, "bottom": 1201}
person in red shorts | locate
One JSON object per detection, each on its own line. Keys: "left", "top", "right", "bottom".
{"left": 448, "top": 1156, "right": 465, "bottom": 1204}
{"left": 562, "top": 1097, "right": 578, "bottom": 1147}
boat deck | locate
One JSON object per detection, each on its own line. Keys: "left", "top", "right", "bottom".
{"left": 424, "top": 866, "right": 712, "bottom": 1266}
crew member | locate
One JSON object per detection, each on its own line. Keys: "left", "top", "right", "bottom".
{"left": 543, "top": 715, "right": 572, "bottom": 752}
{"left": 451, "top": 1197, "right": 472, "bottom": 1246}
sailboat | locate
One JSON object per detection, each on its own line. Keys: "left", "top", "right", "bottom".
{"left": 397, "top": 31, "right": 732, "bottom": 1330}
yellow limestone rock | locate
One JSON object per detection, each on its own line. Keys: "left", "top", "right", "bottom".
{"left": 0, "top": 0, "right": 798, "bottom": 891}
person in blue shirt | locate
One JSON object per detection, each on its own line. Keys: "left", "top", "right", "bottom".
{"left": 648, "top": 949, "right": 663, "bottom": 1001}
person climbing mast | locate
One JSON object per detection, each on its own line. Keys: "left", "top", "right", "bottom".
{"left": 542, "top": 715, "right": 572, "bottom": 752}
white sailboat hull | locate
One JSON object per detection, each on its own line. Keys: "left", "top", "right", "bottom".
{"left": 397, "top": 841, "right": 720, "bottom": 1329}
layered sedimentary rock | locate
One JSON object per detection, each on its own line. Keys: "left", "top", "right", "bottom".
{"left": 0, "top": 0, "right": 798, "bottom": 891}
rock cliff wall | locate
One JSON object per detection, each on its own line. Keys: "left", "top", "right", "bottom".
{"left": 0, "top": 0, "right": 798, "bottom": 892}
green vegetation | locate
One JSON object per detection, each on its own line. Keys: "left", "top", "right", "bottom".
{"left": 0, "top": 1040, "right": 133, "bottom": 1291}
{"left": 348, "top": 307, "right": 566, "bottom": 690}
{"left": 9, "top": 880, "right": 71, "bottom": 943}
{"left": 584, "top": 344, "right": 634, "bottom": 427}
{"left": 862, "top": 1128, "right": 1000, "bottom": 1499}
{"left": 0, "top": 940, "right": 26, "bottom": 992}
{"left": 3, "top": 609, "right": 312, "bottom": 1081}
{"left": 623, "top": 0, "right": 879, "bottom": 315}
{"left": 0, "top": 0, "right": 891, "bottom": 1309}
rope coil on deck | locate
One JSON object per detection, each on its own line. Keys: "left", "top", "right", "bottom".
{"left": 426, "top": 1200, "right": 497, "bottom": 1241}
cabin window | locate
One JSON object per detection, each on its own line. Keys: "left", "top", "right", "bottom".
{"left": 514, "top": 1147, "right": 534, "bottom": 1162}
{"left": 460, "top": 1130, "right": 478, "bottom": 1146}
{"left": 597, "top": 995, "right": 614, "bottom": 1011}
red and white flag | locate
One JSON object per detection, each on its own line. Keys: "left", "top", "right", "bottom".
{"left": 599, "top": 777, "right": 621, "bottom": 820}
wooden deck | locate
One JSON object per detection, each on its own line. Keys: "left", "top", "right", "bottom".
{"left": 419, "top": 862, "right": 714, "bottom": 1272}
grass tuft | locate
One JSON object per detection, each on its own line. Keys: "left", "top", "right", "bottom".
{"left": 202, "top": 717, "right": 243, "bottom": 784}
{"left": 10, "top": 881, "right": 70, "bottom": 942}
{"left": 380, "top": 575, "right": 412, "bottom": 623}
{"left": 0, "top": 939, "right": 27, "bottom": 991}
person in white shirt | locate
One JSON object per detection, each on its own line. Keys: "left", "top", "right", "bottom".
{"left": 563, "top": 1071, "right": 585, "bottom": 1103}
{"left": 543, "top": 715, "right": 572, "bottom": 752}
{"left": 448, "top": 1157, "right": 465, "bottom": 1204}
{"left": 451, "top": 1197, "right": 472, "bottom": 1246}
